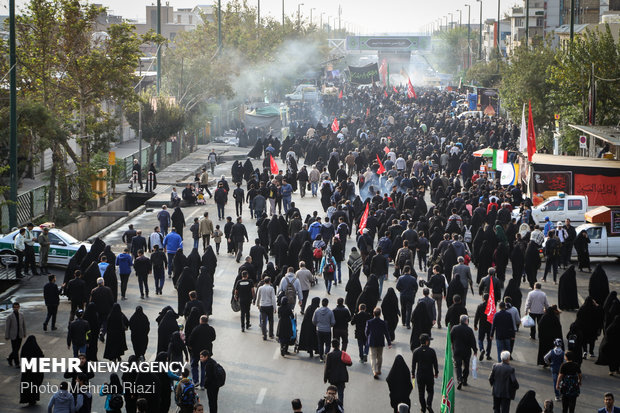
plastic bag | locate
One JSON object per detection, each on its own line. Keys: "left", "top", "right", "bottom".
{"left": 471, "top": 356, "right": 478, "bottom": 379}
{"left": 522, "top": 315, "right": 535, "bottom": 328}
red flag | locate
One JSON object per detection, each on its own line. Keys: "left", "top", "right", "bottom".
{"left": 383, "top": 146, "right": 390, "bottom": 154}
{"left": 358, "top": 202, "right": 370, "bottom": 234}
{"left": 366, "top": 107, "right": 370, "bottom": 117}
{"left": 269, "top": 154, "right": 279, "bottom": 175}
{"left": 527, "top": 100, "right": 537, "bottom": 162}
{"left": 485, "top": 277, "right": 496, "bottom": 323}
{"left": 392, "top": 86, "right": 398, "bottom": 94}
{"left": 384, "top": 90, "right": 388, "bottom": 98}
{"left": 376, "top": 154, "right": 386, "bottom": 174}
{"left": 338, "top": 90, "right": 343, "bottom": 99}
{"left": 407, "top": 78, "right": 417, "bottom": 99}
{"left": 331, "top": 117, "right": 339, "bottom": 133}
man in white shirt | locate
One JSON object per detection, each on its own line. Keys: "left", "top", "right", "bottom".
{"left": 24, "top": 223, "right": 39, "bottom": 275}
{"left": 256, "top": 277, "right": 277, "bottom": 340}
{"left": 13, "top": 228, "right": 26, "bottom": 278}
{"left": 149, "top": 226, "right": 164, "bottom": 252}
{"left": 525, "top": 282, "right": 549, "bottom": 340}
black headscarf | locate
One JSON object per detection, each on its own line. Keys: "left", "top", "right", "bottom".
{"left": 381, "top": 287, "right": 400, "bottom": 341}
{"left": 157, "top": 310, "right": 179, "bottom": 354}
{"left": 104, "top": 303, "right": 128, "bottom": 360}
{"left": 537, "top": 306, "right": 563, "bottom": 365}
{"left": 103, "top": 263, "right": 118, "bottom": 303}
{"left": 558, "top": 265, "right": 579, "bottom": 311}
{"left": 129, "top": 306, "right": 150, "bottom": 358}
{"left": 80, "top": 237, "right": 106, "bottom": 272}
{"left": 20, "top": 335, "right": 44, "bottom": 403}
{"left": 172, "top": 251, "right": 187, "bottom": 286}
{"left": 503, "top": 278, "right": 523, "bottom": 315}
{"left": 196, "top": 266, "right": 214, "bottom": 316}
{"left": 410, "top": 301, "right": 432, "bottom": 351}
{"left": 515, "top": 390, "right": 542, "bottom": 413}
{"left": 298, "top": 297, "right": 320, "bottom": 354}
{"left": 187, "top": 248, "right": 202, "bottom": 280}
{"left": 386, "top": 354, "right": 413, "bottom": 410}
{"left": 185, "top": 307, "right": 202, "bottom": 343}
{"left": 83, "top": 302, "right": 100, "bottom": 361}
{"left": 100, "top": 245, "right": 116, "bottom": 266}
{"left": 589, "top": 264, "right": 610, "bottom": 308}
{"left": 176, "top": 266, "right": 197, "bottom": 315}
{"left": 201, "top": 245, "right": 217, "bottom": 277}
{"left": 64, "top": 245, "right": 87, "bottom": 284}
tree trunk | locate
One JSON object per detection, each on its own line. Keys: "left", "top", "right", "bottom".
{"left": 46, "top": 147, "right": 61, "bottom": 219}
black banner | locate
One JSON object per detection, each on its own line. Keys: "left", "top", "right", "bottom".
{"left": 348, "top": 63, "right": 379, "bottom": 85}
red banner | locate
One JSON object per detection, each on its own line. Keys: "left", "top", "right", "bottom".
{"left": 270, "top": 154, "right": 279, "bottom": 175}
{"left": 574, "top": 174, "right": 620, "bottom": 206}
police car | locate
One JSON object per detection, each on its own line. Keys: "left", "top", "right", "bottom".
{"left": 0, "top": 224, "right": 91, "bottom": 267}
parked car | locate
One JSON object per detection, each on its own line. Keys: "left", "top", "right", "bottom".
{"left": 575, "top": 223, "right": 620, "bottom": 258}
{"left": 285, "top": 84, "right": 319, "bottom": 101}
{"left": 513, "top": 194, "right": 590, "bottom": 225}
{"left": 0, "top": 225, "right": 91, "bottom": 267}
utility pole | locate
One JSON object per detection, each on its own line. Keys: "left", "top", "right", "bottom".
{"left": 297, "top": 3, "right": 304, "bottom": 27}
{"left": 496, "top": 0, "right": 500, "bottom": 52}
{"left": 156, "top": 0, "right": 161, "bottom": 95}
{"left": 477, "top": 0, "right": 483, "bottom": 60}
{"left": 569, "top": 0, "right": 575, "bottom": 44}
{"left": 458, "top": 9, "right": 462, "bottom": 26}
{"left": 218, "top": 0, "right": 222, "bottom": 49}
{"left": 9, "top": 0, "right": 17, "bottom": 228}
{"left": 525, "top": 0, "right": 530, "bottom": 48}
{"left": 258, "top": 0, "right": 260, "bottom": 26}
{"left": 449, "top": 13, "right": 454, "bottom": 29}
{"left": 465, "top": 4, "right": 471, "bottom": 69}
{"left": 320, "top": 12, "right": 324, "bottom": 29}
{"left": 310, "top": 8, "right": 314, "bottom": 25}
{"left": 338, "top": 5, "right": 342, "bottom": 31}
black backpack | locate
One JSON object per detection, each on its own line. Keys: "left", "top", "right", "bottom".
{"left": 109, "top": 394, "right": 124, "bottom": 410}
{"left": 215, "top": 362, "right": 226, "bottom": 387}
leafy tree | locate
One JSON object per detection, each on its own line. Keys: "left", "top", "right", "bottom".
{"left": 500, "top": 44, "right": 555, "bottom": 148}
{"left": 126, "top": 96, "right": 185, "bottom": 166}
{"left": 464, "top": 58, "right": 503, "bottom": 87}
{"left": 548, "top": 24, "right": 620, "bottom": 153}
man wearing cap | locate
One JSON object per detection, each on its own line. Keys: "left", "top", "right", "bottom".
{"left": 37, "top": 227, "right": 51, "bottom": 275}
{"left": 24, "top": 223, "right": 39, "bottom": 275}
{"left": 543, "top": 217, "right": 553, "bottom": 237}
{"left": 67, "top": 309, "right": 89, "bottom": 357}
{"left": 411, "top": 333, "right": 438, "bottom": 413}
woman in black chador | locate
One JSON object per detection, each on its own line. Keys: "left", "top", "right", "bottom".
{"left": 129, "top": 305, "right": 150, "bottom": 359}
{"left": 19, "top": 335, "right": 44, "bottom": 405}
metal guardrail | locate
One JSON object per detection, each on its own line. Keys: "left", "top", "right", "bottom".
{"left": 0, "top": 255, "right": 17, "bottom": 281}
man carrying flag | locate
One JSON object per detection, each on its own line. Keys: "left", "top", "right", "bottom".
{"left": 440, "top": 324, "right": 455, "bottom": 413}
{"left": 376, "top": 154, "right": 386, "bottom": 175}
{"left": 331, "top": 117, "right": 339, "bottom": 134}
{"left": 358, "top": 202, "right": 369, "bottom": 234}
{"left": 338, "top": 89, "right": 343, "bottom": 99}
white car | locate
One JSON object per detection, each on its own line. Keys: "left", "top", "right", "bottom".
{"left": 0, "top": 226, "right": 91, "bottom": 267}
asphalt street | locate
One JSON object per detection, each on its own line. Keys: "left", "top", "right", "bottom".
{"left": 1, "top": 153, "right": 619, "bottom": 413}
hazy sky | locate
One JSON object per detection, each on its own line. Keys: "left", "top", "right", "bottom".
{"left": 2, "top": 0, "right": 517, "bottom": 33}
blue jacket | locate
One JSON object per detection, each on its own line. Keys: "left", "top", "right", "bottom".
{"left": 115, "top": 253, "right": 133, "bottom": 275}
{"left": 396, "top": 273, "right": 418, "bottom": 299}
{"left": 280, "top": 183, "right": 293, "bottom": 198}
{"left": 163, "top": 231, "right": 183, "bottom": 253}
{"left": 365, "top": 317, "right": 391, "bottom": 347}
{"left": 309, "top": 222, "right": 322, "bottom": 240}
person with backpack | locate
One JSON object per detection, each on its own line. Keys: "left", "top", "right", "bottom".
{"left": 556, "top": 351, "right": 581, "bottom": 413}
{"left": 544, "top": 338, "right": 565, "bottom": 402}
{"left": 199, "top": 350, "right": 225, "bottom": 413}
{"left": 175, "top": 369, "right": 198, "bottom": 413}
{"left": 99, "top": 373, "right": 123, "bottom": 413}
{"left": 320, "top": 251, "right": 338, "bottom": 295}
{"left": 279, "top": 267, "right": 303, "bottom": 312}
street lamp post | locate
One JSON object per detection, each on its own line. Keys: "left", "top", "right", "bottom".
{"left": 458, "top": 9, "right": 462, "bottom": 26}
{"left": 569, "top": 0, "right": 575, "bottom": 44}
{"left": 310, "top": 8, "right": 315, "bottom": 25}
{"left": 525, "top": 0, "right": 530, "bottom": 48}
{"left": 320, "top": 12, "right": 325, "bottom": 29}
{"left": 444, "top": 15, "right": 448, "bottom": 31}
{"left": 282, "top": 0, "right": 285, "bottom": 26}
{"left": 218, "top": 0, "right": 222, "bottom": 49}
{"left": 496, "top": 0, "right": 500, "bottom": 53}
{"left": 297, "top": 3, "right": 304, "bottom": 27}
{"left": 257, "top": 0, "right": 260, "bottom": 26}
{"left": 156, "top": 0, "right": 161, "bottom": 95}
{"left": 449, "top": 13, "right": 453, "bottom": 29}
{"left": 477, "top": 0, "right": 483, "bottom": 59}
{"left": 8, "top": 0, "right": 17, "bottom": 228}
{"left": 465, "top": 4, "right": 471, "bottom": 69}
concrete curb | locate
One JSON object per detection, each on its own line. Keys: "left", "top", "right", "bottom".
{"left": 88, "top": 205, "right": 147, "bottom": 242}
{"left": 0, "top": 273, "right": 34, "bottom": 305}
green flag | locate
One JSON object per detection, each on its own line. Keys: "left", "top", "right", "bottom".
{"left": 440, "top": 323, "right": 455, "bottom": 413}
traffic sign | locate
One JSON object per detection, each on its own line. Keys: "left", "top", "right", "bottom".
{"left": 579, "top": 135, "right": 587, "bottom": 149}
{"left": 108, "top": 151, "right": 116, "bottom": 165}
{"left": 554, "top": 114, "right": 560, "bottom": 120}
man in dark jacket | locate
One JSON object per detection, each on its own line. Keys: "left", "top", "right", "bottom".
{"left": 474, "top": 294, "right": 493, "bottom": 361}
{"left": 450, "top": 314, "right": 478, "bottom": 389}
{"left": 43, "top": 275, "right": 61, "bottom": 331}
{"left": 131, "top": 230, "right": 148, "bottom": 259}
{"left": 445, "top": 294, "right": 468, "bottom": 329}
{"left": 89, "top": 277, "right": 114, "bottom": 340}
{"left": 214, "top": 183, "right": 228, "bottom": 220}
{"left": 315, "top": 385, "right": 344, "bottom": 413}
{"left": 370, "top": 246, "right": 389, "bottom": 297}
{"left": 67, "top": 309, "right": 89, "bottom": 356}
{"left": 396, "top": 266, "right": 418, "bottom": 328}
{"left": 199, "top": 349, "right": 220, "bottom": 413}
{"left": 188, "top": 315, "right": 216, "bottom": 385}
{"left": 332, "top": 298, "right": 351, "bottom": 352}
{"left": 249, "top": 239, "right": 268, "bottom": 277}
{"left": 491, "top": 302, "right": 515, "bottom": 362}
{"left": 150, "top": 245, "right": 167, "bottom": 295}
{"left": 479, "top": 268, "right": 503, "bottom": 303}
{"left": 324, "top": 339, "right": 351, "bottom": 403}
{"left": 365, "top": 307, "right": 392, "bottom": 379}
{"left": 133, "top": 249, "right": 152, "bottom": 299}
{"left": 422, "top": 265, "right": 447, "bottom": 328}
{"left": 66, "top": 270, "right": 87, "bottom": 322}
{"left": 411, "top": 333, "right": 438, "bottom": 413}
{"left": 183, "top": 291, "right": 206, "bottom": 318}
{"left": 230, "top": 217, "right": 249, "bottom": 263}
{"left": 489, "top": 350, "right": 518, "bottom": 413}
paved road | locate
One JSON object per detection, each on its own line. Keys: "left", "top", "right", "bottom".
{"left": 1, "top": 153, "right": 619, "bottom": 413}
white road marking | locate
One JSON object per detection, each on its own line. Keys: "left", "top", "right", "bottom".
{"left": 256, "top": 388, "right": 267, "bottom": 404}
{"left": 513, "top": 350, "right": 525, "bottom": 362}
{"left": 2, "top": 376, "right": 11, "bottom": 384}
{"left": 272, "top": 346, "right": 280, "bottom": 360}
{"left": 50, "top": 337, "right": 59, "bottom": 344}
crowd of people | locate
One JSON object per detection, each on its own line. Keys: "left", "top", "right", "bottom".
{"left": 8, "top": 84, "right": 620, "bottom": 413}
